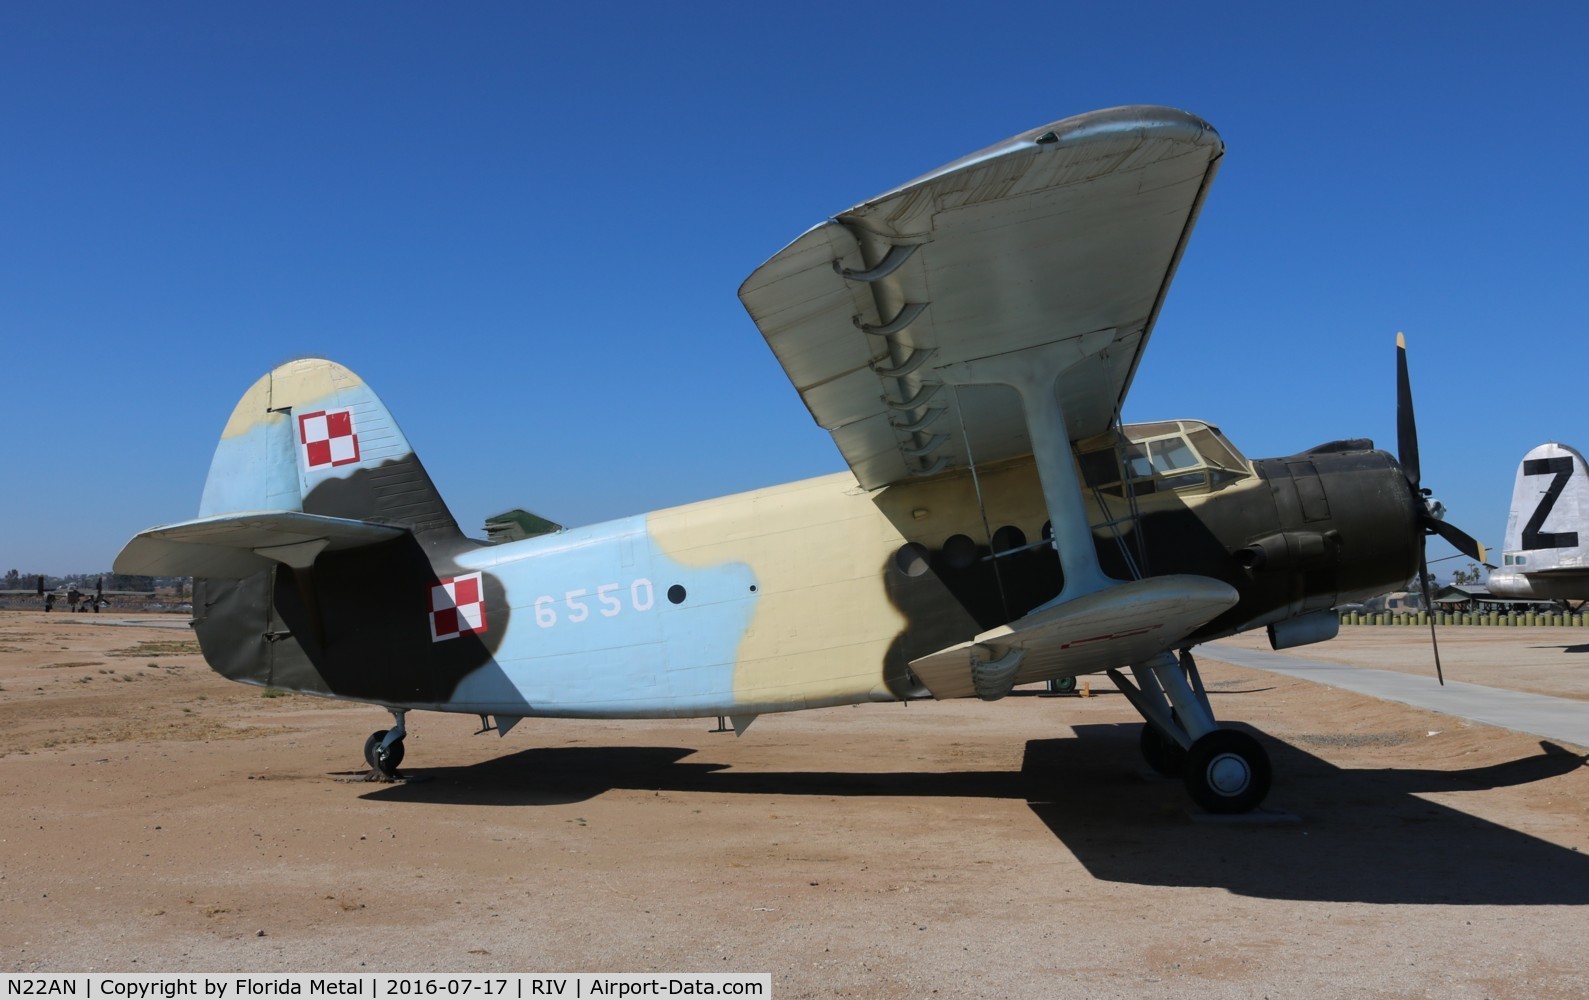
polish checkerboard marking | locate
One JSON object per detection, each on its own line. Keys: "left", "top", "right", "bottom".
{"left": 431, "top": 572, "right": 487, "bottom": 641}
{"left": 298, "top": 408, "right": 361, "bottom": 469}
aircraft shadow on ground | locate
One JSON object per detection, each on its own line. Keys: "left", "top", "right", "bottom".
{"left": 360, "top": 723, "right": 1589, "bottom": 905}
{"left": 1024, "top": 724, "right": 1589, "bottom": 905}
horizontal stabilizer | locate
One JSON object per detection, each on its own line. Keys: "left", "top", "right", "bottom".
{"left": 909, "top": 575, "right": 1239, "bottom": 700}
{"left": 114, "top": 511, "right": 406, "bottom": 579}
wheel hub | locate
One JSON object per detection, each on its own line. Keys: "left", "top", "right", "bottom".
{"left": 1206, "top": 752, "right": 1251, "bottom": 796}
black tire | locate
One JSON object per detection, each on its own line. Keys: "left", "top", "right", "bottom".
{"left": 1051, "top": 676, "right": 1078, "bottom": 695}
{"left": 363, "top": 730, "right": 388, "bottom": 770}
{"left": 1139, "top": 722, "right": 1187, "bottom": 778}
{"left": 374, "top": 737, "right": 405, "bottom": 777}
{"left": 1183, "top": 728, "right": 1271, "bottom": 814}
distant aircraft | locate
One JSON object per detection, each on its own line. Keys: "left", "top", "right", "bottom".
{"left": 116, "top": 106, "right": 1484, "bottom": 813}
{"left": 1487, "top": 443, "right": 1589, "bottom": 607}
{"left": 0, "top": 577, "right": 149, "bottom": 611}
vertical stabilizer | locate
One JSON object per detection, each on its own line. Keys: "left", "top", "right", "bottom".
{"left": 1500, "top": 442, "right": 1589, "bottom": 574}
{"left": 198, "top": 358, "right": 461, "bottom": 539}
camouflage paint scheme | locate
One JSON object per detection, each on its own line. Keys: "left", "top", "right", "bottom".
{"left": 116, "top": 106, "right": 1481, "bottom": 815}
{"left": 178, "top": 357, "right": 1419, "bottom": 721}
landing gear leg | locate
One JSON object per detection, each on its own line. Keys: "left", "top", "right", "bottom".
{"left": 362, "top": 709, "right": 408, "bottom": 779}
{"left": 1109, "top": 649, "right": 1271, "bottom": 813}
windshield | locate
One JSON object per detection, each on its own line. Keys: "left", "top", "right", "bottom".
{"left": 1080, "top": 420, "right": 1252, "bottom": 497}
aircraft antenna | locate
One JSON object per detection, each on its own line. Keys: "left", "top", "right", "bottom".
{"left": 951, "top": 384, "right": 1012, "bottom": 621}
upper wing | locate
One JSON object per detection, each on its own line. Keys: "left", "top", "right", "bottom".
{"left": 739, "top": 106, "right": 1223, "bottom": 489}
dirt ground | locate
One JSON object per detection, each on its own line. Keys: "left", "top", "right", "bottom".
{"left": 2, "top": 612, "right": 1588, "bottom": 998}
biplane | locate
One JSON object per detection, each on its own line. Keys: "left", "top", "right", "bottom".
{"left": 116, "top": 106, "right": 1484, "bottom": 813}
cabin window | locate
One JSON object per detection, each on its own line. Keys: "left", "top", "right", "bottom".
{"left": 992, "top": 524, "right": 1027, "bottom": 553}
{"left": 1080, "top": 449, "right": 1121, "bottom": 488}
{"left": 943, "top": 533, "right": 978, "bottom": 570}
{"left": 894, "top": 542, "right": 931, "bottom": 577}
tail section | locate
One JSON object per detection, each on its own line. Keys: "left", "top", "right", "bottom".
{"left": 117, "top": 358, "right": 461, "bottom": 578}
{"left": 198, "top": 357, "right": 460, "bottom": 536}
{"left": 116, "top": 359, "right": 491, "bottom": 704}
{"left": 1500, "top": 442, "right": 1589, "bottom": 574}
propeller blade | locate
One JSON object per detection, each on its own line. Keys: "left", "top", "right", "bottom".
{"left": 1417, "top": 552, "right": 1444, "bottom": 686}
{"left": 1424, "top": 515, "right": 1488, "bottom": 565}
{"left": 1395, "top": 332, "right": 1421, "bottom": 490}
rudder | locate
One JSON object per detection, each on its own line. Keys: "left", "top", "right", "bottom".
{"left": 199, "top": 358, "right": 461, "bottom": 539}
{"left": 1500, "top": 442, "right": 1589, "bottom": 572}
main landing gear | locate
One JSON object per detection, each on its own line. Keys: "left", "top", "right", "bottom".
{"left": 362, "top": 709, "right": 407, "bottom": 779}
{"left": 1109, "top": 649, "right": 1272, "bottom": 814}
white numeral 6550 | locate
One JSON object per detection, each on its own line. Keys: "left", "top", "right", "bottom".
{"left": 534, "top": 578, "right": 654, "bottom": 628}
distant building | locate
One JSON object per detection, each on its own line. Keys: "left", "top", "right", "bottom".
{"left": 1431, "top": 584, "right": 1556, "bottom": 613}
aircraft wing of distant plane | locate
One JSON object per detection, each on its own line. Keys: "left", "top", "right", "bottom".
{"left": 739, "top": 106, "right": 1222, "bottom": 490}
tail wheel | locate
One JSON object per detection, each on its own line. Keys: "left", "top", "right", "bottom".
{"left": 374, "top": 738, "right": 405, "bottom": 777}
{"left": 1183, "top": 728, "right": 1271, "bottom": 814}
{"left": 363, "top": 730, "right": 388, "bottom": 770}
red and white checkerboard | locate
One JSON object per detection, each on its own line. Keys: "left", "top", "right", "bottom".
{"left": 430, "top": 572, "right": 487, "bottom": 642}
{"left": 298, "top": 408, "right": 361, "bottom": 470}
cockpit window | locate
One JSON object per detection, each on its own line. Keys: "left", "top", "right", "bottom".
{"left": 1187, "top": 427, "right": 1245, "bottom": 472}
{"left": 1078, "top": 420, "right": 1253, "bottom": 498}
{"left": 1148, "top": 436, "right": 1197, "bottom": 473}
{"left": 1123, "top": 443, "right": 1152, "bottom": 480}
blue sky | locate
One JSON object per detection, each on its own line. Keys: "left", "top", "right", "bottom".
{"left": 3, "top": 3, "right": 1584, "bottom": 574}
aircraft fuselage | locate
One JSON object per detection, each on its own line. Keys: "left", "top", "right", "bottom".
{"left": 192, "top": 433, "right": 1420, "bottom": 720}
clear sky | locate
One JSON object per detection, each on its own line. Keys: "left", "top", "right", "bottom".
{"left": 3, "top": 3, "right": 1584, "bottom": 575}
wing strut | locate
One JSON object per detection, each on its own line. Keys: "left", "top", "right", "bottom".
{"left": 951, "top": 383, "right": 1012, "bottom": 622}
{"left": 937, "top": 330, "right": 1120, "bottom": 608}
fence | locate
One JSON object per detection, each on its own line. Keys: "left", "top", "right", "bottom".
{"left": 1342, "top": 611, "right": 1585, "bottom": 627}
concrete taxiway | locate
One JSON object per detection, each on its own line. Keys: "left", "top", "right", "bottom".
{"left": 1203, "top": 639, "right": 1589, "bottom": 748}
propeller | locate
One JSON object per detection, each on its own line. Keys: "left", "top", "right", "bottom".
{"left": 1396, "top": 332, "right": 1487, "bottom": 685}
